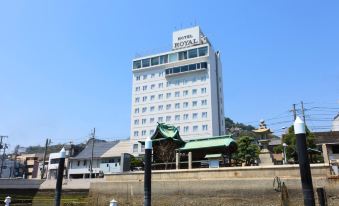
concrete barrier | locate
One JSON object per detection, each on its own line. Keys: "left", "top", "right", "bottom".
{"left": 88, "top": 164, "right": 339, "bottom": 206}
{"left": 0, "top": 179, "right": 44, "bottom": 189}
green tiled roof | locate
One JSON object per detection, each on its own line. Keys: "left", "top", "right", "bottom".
{"left": 178, "top": 135, "right": 236, "bottom": 151}
{"left": 139, "top": 123, "right": 185, "bottom": 144}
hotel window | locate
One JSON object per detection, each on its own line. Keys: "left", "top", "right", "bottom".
{"left": 183, "top": 90, "right": 188, "bottom": 96}
{"left": 134, "top": 108, "right": 139, "bottom": 114}
{"left": 166, "top": 104, "right": 171, "bottom": 110}
{"left": 183, "top": 79, "right": 188, "bottom": 85}
{"left": 188, "top": 48, "right": 198, "bottom": 58}
{"left": 175, "top": 103, "right": 180, "bottom": 109}
{"left": 142, "top": 119, "right": 146, "bottom": 124}
{"left": 158, "top": 116, "right": 163, "bottom": 122}
{"left": 166, "top": 93, "right": 171, "bottom": 99}
{"left": 169, "top": 53, "right": 178, "bottom": 62}
{"left": 151, "top": 56, "right": 159, "bottom": 66}
{"left": 158, "top": 94, "right": 163, "bottom": 100}
{"left": 133, "top": 144, "right": 138, "bottom": 153}
{"left": 166, "top": 82, "right": 171, "bottom": 87}
{"left": 166, "top": 116, "right": 171, "bottom": 122}
{"left": 135, "top": 86, "right": 140, "bottom": 92}
{"left": 150, "top": 95, "right": 155, "bottom": 101}
{"left": 143, "top": 74, "right": 147, "bottom": 80}
{"left": 135, "top": 97, "right": 140, "bottom": 103}
{"left": 202, "top": 125, "right": 208, "bottom": 131}
{"left": 192, "top": 89, "right": 197, "bottom": 95}
{"left": 134, "top": 119, "right": 139, "bottom": 125}
{"left": 151, "top": 73, "right": 155, "bottom": 78}
{"left": 198, "top": 46, "right": 208, "bottom": 56}
{"left": 141, "top": 144, "right": 145, "bottom": 152}
{"left": 142, "top": 59, "right": 150, "bottom": 67}
{"left": 188, "top": 64, "right": 196, "bottom": 71}
{"left": 192, "top": 113, "right": 198, "bottom": 119}
{"left": 183, "top": 114, "right": 189, "bottom": 120}
{"left": 143, "top": 85, "right": 147, "bottom": 91}
{"left": 142, "top": 96, "right": 147, "bottom": 102}
{"left": 192, "top": 101, "right": 197, "bottom": 107}
{"left": 150, "top": 118, "right": 155, "bottom": 123}
{"left": 202, "top": 112, "right": 207, "bottom": 118}
{"left": 151, "top": 84, "right": 155, "bottom": 89}
{"left": 158, "top": 71, "right": 164, "bottom": 77}
{"left": 149, "top": 130, "right": 154, "bottom": 135}
{"left": 184, "top": 126, "right": 189, "bottom": 133}
{"left": 142, "top": 107, "right": 147, "bottom": 113}
{"left": 192, "top": 77, "right": 196, "bottom": 83}
{"left": 201, "top": 76, "right": 206, "bottom": 81}
{"left": 178, "top": 51, "right": 187, "bottom": 60}
{"left": 201, "top": 62, "right": 208, "bottom": 69}
{"left": 158, "top": 83, "right": 163, "bottom": 88}
{"left": 183, "top": 102, "right": 188, "bottom": 108}
{"left": 201, "top": 88, "right": 207, "bottom": 94}
{"left": 133, "top": 60, "right": 142, "bottom": 69}
{"left": 134, "top": 131, "right": 139, "bottom": 137}
{"left": 160, "top": 55, "right": 168, "bottom": 64}
{"left": 142, "top": 130, "right": 146, "bottom": 136}
{"left": 175, "top": 115, "right": 180, "bottom": 121}
{"left": 158, "top": 105, "right": 163, "bottom": 111}
{"left": 175, "top": 91, "right": 180, "bottom": 97}
{"left": 193, "top": 125, "right": 198, "bottom": 132}
{"left": 201, "top": 100, "right": 207, "bottom": 106}
{"left": 150, "top": 106, "right": 155, "bottom": 112}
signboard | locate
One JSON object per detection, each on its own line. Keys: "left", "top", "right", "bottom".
{"left": 172, "top": 26, "right": 201, "bottom": 50}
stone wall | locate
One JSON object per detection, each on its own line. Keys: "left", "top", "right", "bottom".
{"left": 89, "top": 164, "right": 339, "bottom": 206}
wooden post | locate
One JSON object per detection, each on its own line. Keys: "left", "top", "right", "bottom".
{"left": 316, "top": 188, "right": 327, "bottom": 206}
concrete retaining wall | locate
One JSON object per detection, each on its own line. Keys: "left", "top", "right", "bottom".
{"left": 0, "top": 178, "right": 44, "bottom": 189}
{"left": 89, "top": 164, "right": 339, "bottom": 206}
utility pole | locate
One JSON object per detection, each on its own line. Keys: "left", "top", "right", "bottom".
{"left": 301, "top": 101, "right": 307, "bottom": 128}
{"left": 291, "top": 104, "right": 297, "bottom": 121}
{"left": 90, "top": 128, "right": 95, "bottom": 179}
{"left": 0, "top": 143, "right": 8, "bottom": 178}
{"left": 41, "top": 138, "right": 51, "bottom": 179}
{"left": 0, "top": 135, "right": 8, "bottom": 150}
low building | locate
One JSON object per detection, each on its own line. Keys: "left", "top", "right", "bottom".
{"left": 100, "top": 140, "right": 132, "bottom": 173}
{"left": 68, "top": 140, "right": 120, "bottom": 179}
{"left": 46, "top": 149, "right": 71, "bottom": 179}
{"left": 16, "top": 153, "right": 43, "bottom": 179}
{"left": 314, "top": 131, "right": 339, "bottom": 175}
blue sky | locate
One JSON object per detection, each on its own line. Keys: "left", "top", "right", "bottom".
{"left": 1, "top": 1, "right": 338, "bottom": 150}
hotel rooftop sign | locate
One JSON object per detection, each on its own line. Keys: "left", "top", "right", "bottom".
{"left": 172, "top": 26, "right": 201, "bottom": 50}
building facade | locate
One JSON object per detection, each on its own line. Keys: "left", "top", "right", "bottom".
{"left": 130, "top": 27, "right": 225, "bottom": 154}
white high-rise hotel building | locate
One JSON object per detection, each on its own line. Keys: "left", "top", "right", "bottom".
{"left": 130, "top": 27, "right": 225, "bottom": 154}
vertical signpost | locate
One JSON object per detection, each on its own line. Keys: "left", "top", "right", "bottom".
{"left": 144, "top": 137, "right": 152, "bottom": 206}
{"left": 294, "top": 117, "right": 315, "bottom": 206}
{"left": 54, "top": 147, "right": 66, "bottom": 206}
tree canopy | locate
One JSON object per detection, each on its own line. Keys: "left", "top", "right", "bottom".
{"left": 234, "top": 136, "right": 260, "bottom": 166}
{"left": 280, "top": 125, "right": 316, "bottom": 162}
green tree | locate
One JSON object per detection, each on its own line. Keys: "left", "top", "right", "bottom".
{"left": 235, "top": 136, "right": 260, "bottom": 166}
{"left": 282, "top": 125, "right": 316, "bottom": 162}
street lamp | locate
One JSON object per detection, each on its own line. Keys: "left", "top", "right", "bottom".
{"left": 283, "top": 143, "right": 288, "bottom": 164}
